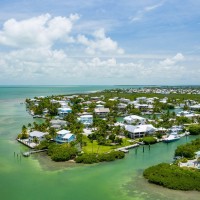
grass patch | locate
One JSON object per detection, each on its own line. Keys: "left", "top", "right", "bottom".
{"left": 82, "top": 136, "right": 133, "bottom": 153}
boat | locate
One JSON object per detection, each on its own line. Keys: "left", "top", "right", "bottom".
{"left": 163, "top": 132, "right": 180, "bottom": 143}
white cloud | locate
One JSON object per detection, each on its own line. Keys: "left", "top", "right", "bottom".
{"left": 77, "top": 28, "right": 124, "bottom": 55}
{"left": 144, "top": 2, "right": 164, "bottom": 11}
{"left": 0, "top": 50, "right": 198, "bottom": 85}
{"left": 160, "top": 53, "right": 184, "bottom": 66}
{"left": 0, "top": 13, "right": 79, "bottom": 48}
{"left": 0, "top": 12, "right": 198, "bottom": 85}
{"left": 131, "top": 1, "right": 164, "bottom": 22}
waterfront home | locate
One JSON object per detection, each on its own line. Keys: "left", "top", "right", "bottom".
{"left": 169, "top": 125, "right": 183, "bottom": 133}
{"left": 125, "top": 124, "right": 156, "bottom": 138}
{"left": 58, "top": 107, "right": 72, "bottom": 118}
{"left": 190, "top": 104, "right": 200, "bottom": 111}
{"left": 176, "top": 111, "right": 199, "bottom": 118}
{"left": 94, "top": 107, "right": 110, "bottom": 117}
{"left": 29, "top": 131, "right": 48, "bottom": 143}
{"left": 124, "top": 115, "right": 146, "bottom": 125}
{"left": 135, "top": 104, "right": 152, "bottom": 111}
{"left": 184, "top": 99, "right": 198, "bottom": 106}
{"left": 78, "top": 115, "right": 93, "bottom": 126}
{"left": 55, "top": 129, "right": 75, "bottom": 143}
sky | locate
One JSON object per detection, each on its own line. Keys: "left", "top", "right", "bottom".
{"left": 0, "top": 0, "right": 200, "bottom": 85}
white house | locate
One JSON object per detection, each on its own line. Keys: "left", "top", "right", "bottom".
{"left": 78, "top": 115, "right": 93, "bottom": 126}
{"left": 124, "top": 115, "right": 146, "bottom": 125}
{"left": 29, "top": 131, "right": 47, "bottom": 143}
{"left": 125, "top": 124, "right": 156, "bottom": 138}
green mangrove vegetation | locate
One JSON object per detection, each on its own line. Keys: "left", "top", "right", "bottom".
{"left": 142, "top": 136, "right": 157, "bottom": 145}
{"left": 144, "top": 137, "right": 200, "bottom": 191}
{"left": 175, "top": 138, "right": 200, "bottom": 159}
{"left": 75, "top": 151, "right": 125, "bottom": 164}
{"left": 143, "top": 163, "right": 200, "bottom": 191}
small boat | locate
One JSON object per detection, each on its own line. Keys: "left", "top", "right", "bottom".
{"left": 163, "top": 132, "right": 180, "bottom": 143}
{"left": 23, "top": 152, "right": 30, "bottom": 157}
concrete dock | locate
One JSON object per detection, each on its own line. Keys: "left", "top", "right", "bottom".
{"left": 117, "top": 143, "right": 139, "bottom": 153}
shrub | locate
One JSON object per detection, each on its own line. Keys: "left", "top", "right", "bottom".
{"left": 75, "top": 153, "right": 99, "bottom": 164}
{"left": 143, "top": 136, "right": 157, "bottom": 145}
{"left": 175, "top": 138, "right": 200, "bottom": 159}
{"left": 75, "top": 151, "right": 125, "bottom": 164}
{"left": 188, "top": 125, "right": 200, "bottom": 135}
{"left": 48, "top": 143, "right": 78, "bottom": 162}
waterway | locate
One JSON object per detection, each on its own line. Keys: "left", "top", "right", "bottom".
{"left": 0, "top": 86, "right": 199, "bottom": 200}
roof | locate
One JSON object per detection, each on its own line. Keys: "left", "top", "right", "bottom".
{"left": 58, "top": 107, "right": 72, "bottom": 111}
{"left": 62, "top": 133, "right": 74, "bottom": 139}
{"left": 190, "top": 104, "right": 200, "bottom": 109}
{"left": 125, "top": 124, "right": 156, "bottom": 133}
{"left": 124, "top": 115, "right": 145, "bottom": 121}
{"left": 80, "top": 115, "right": 93, "bottom": 118}
{"left": 57, "top": 130, "right": 71, "bottom": 135}
{"left": 29, "top": 131, "right": 47, "bottom": 137}
{"left": 195, "top": 151, "right": 200, "bottom": 156}
{"left": 50, "top": 119, "right": 66, "bottom": 125}
{"left": 94, "top": 108, "right": 110, "bottom": 113}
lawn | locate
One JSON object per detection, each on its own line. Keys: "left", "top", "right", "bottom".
{"left": 82, "top": 136, "right": 134, "bottom": 153}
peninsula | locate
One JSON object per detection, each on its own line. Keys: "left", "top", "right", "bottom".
{"left": 17, "top": 87, "right": 200, "bottom": 167}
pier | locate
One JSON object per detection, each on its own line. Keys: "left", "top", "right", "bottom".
{"left": 17, "top": 138, "right": 36, "bottom": 149}
{"left": 22, "top": 149, "right": 47, "bottom": 157}
{"left": 117, "top": 143, "right": 139, "bottom": 153}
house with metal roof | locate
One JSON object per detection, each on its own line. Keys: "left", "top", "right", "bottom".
{"left": 78, "top": 115, "right": 93, "bottom": 126}
{"left": 94, "top": 107, "right": 110, "bottom": 117}
{"left": 55, "top": 129, "right": 75, "bottom": 143}
{"left": 29, "top": 131, "right": 48, "bottom": 143}
{"left": 124, "top": 115, "right": 146, "bottom": 125}
{"left": 125, "top": 124, "right": 156, "bottom": 138}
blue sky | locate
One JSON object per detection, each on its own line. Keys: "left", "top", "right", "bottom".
{"left": 0, "top": 0, "right": 200, "bottom": 85}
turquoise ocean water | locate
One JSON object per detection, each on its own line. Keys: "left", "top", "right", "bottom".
{"left": 0, "top": 86, "right": 199, "bottom": 200}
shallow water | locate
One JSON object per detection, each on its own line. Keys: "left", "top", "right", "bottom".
{"left": 0, "top": 86, "right": 199, "bottom": 200}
